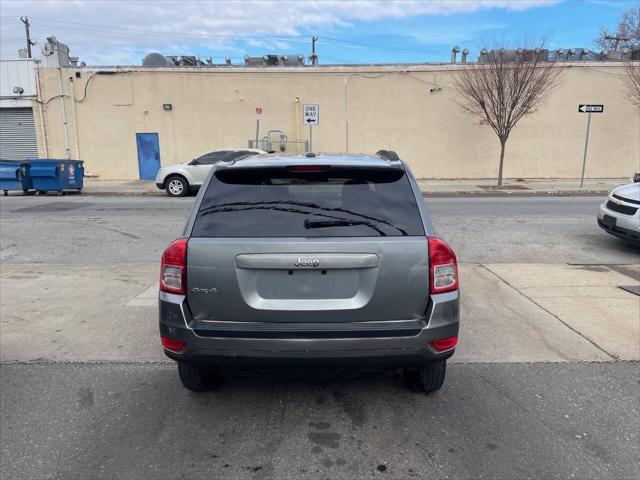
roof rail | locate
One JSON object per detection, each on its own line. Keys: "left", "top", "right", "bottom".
{"left": 375, "top": 149, "right": 400, "bottom": 162}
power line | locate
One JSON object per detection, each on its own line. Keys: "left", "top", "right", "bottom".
{"left": 25, "top": 16, "right": 446, "bottom": 59}
{"left": 322, "top": 36, "right": 441, "bottom": 56}
{"left": 28, "top": 16, "right": 305, "bottom": 42}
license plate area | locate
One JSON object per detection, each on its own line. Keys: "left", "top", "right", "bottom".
{"left": 602, "top": 215, "right": 617, "bottom": 228}
{"left": 257, "top": 268, "right": 359, "bottom": 300}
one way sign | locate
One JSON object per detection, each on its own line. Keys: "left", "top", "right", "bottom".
{"left": 303, "top": 104, "right": 320, "bottom": 125}
{"left": 578, "top": 104, "right": 604, "bottom": 113}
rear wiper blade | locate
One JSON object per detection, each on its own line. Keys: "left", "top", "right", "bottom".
{"left": 304, "top": 218, "right": 387, "bottom": 236}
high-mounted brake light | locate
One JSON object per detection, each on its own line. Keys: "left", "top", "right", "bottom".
{"left": 428, "top": 237, "right": 458, "bottom": 294}
{"left": 160, "top": 237, "right": 188, "bottom": 295}
{"left": 287, "top": 165, "right": 330, "bottom": 172}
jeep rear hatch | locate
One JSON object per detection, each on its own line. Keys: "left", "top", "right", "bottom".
{"left": 186, "top": 165, "right": 430, "bottom": 325}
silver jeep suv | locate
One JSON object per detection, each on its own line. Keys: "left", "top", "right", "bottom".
{"left": 158, "top": 151, "right": 460, "bottom": 393}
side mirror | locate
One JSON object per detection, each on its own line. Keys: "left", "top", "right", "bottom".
{"left": 190, "top": 159, "right": 199, "bottom": 165}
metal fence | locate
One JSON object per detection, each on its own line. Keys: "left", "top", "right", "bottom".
{"left": 248, "top": 139, "right": 309, "bottom": 153}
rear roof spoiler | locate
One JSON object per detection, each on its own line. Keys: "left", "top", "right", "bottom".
{"left": 375, "top": 150, "right": 401, "bottom": 162}
{"left": 220, "top": 151, "right": 403, "bottom": 169}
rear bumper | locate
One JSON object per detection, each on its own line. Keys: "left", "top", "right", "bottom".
{"left": 155, "top": 182, "right": 164, "bottom": 190}
{"left": 158, "top": 290, "right": 459, "bottom": 370}
{"left": 164, "top": 348, "right": 454, "bottom": 371}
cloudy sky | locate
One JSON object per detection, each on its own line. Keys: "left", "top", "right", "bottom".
{"left": 0, "top": 0, "right": 634, "bottom": 65}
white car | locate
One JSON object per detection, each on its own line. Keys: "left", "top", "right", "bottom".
{"left": 597, "top": 178, "right": 640, "bottom": 245}
{"left": 155, "top": 149, "right": 265, "bottom": 197}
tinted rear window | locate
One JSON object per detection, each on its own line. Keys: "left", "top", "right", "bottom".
{"left": 191, "top": 166, "right": 424, "bottom": 237}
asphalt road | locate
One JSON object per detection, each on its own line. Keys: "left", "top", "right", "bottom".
{"left": 1, "top": 195, "right": 638, "bottom": 264}
{"left": 2, "top": 362, "right": 638, "bottom": 480}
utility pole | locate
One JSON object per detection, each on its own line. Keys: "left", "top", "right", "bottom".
{"left": 580, "top": 112, "right": 592, "bottom": 188}
{"left": 20, "top": 16, "right": 34, "bottom": 58}
{"left": 604, "top": 35, "right": 629, "bottom": 51}
{"left": 309, "top": 36, "right": 318, "bottom": 66}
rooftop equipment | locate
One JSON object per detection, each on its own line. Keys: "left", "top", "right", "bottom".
{"left": 142, "top": 53, "right": 176, "bottom": 67}
{"left": 451, "top": 46, "right": 460, "bottom": 64}
{"left": 40, "top": 37, "right": 72, "bottom": 68}
{"left": 243, "top": 54, "right": 305, "bottom": 66}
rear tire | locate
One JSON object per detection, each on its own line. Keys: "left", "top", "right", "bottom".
{"left": 165, "top": 175, "right": 189, "bottom": 197}
{"left": 177, "top": 361, "right": 220, "bottom": 392}
{"left": 404, "top": 360, "right": 447, "bottom": 394}
{"left": 420, "top": 360, "right": 446, "bottom": 394}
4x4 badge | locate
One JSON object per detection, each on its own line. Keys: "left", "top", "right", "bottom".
{"left": 191, "top": 287, "right": 218, "bottom": 294}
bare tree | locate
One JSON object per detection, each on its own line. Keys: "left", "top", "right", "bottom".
{"left": 624, "top": 61, "right": 640, "bottom": 105}
{"left": 454, "top": 44, "right": 561, "bottom": 187}
{"left": 595, "top": 5, "right": 639, "bottom": 51}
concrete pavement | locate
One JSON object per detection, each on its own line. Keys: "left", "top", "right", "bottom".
{"left": 417, "top": 177, "right": 630, "bottom": 196}
{"left": 485, "top": 264, "right": 640, "bottom": 360}
{"left": 1, "top": 263, "right": 637, "bottom": 363}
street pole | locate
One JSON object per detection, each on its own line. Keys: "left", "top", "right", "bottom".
{"left": 295, "top": 97, "right": 301, "bottom": 153}
{"left": 255, "top": 118, "right": 260, "bottom": 149}
{"left": 580, "top": 112, "right": 591, "bottom": 188}
{"left": 20, "top": 16, "right": 33, "bottom": 58}
{"left": 309, "top": 125, "right": 313, "bottom": 152}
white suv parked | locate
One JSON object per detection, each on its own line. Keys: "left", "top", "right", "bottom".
{"left": 597, "top": 179, "right": 640, "bottom": 245}
{"left": 155, "top": 149, "right": 265, "bottom": 197}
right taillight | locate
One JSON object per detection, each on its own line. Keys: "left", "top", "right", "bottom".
{"left": 160, "top": 237, "right": 188, "bottom": 295}
{"left": 428, "top": 237, "right": 458, "bottom": 294}
{"left": 161, "top": 336, "right": 186, "bottom": 352}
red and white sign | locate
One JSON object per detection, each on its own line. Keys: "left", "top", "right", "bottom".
{"left": 255, "top": 107, "right": 263, "bottom": 119}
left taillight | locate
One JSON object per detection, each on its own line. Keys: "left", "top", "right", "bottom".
{"left": 428, "top": 236, "right": 458, "bottom": 294}
{"left": 160, "top": 237, "right": 188, "bottom": 295}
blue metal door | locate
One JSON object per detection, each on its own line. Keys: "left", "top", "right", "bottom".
{"left": 136, "top": 133, "right": 161, "bottom": 180}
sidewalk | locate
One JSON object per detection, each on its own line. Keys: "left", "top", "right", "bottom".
{"left": 82, "top": 178, "right": 629, "bottom": 197}
{"left": 2, "top": 262, "right": 638, "bottom": 362}
{"left": 83, "top": 180, "right": 161, "bottom": 195}
{"left": 417, "top": 178, "right": 629, "bottom": 196}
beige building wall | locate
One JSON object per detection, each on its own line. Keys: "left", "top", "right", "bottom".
{"left": 34, "top": 63, "right": 639, "bottom": 180}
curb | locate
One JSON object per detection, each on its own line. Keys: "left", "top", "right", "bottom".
{"left": 82, "top": 191, "right": 165, "bottom": 196}
{"left": 78, "top": 190, "right": 609, "bottom": 198}
{"left": 5, "top": 189, "right": 609, "bottom": 198}
{"left": 422, "top": 190, "right": 609, "bottom": 198}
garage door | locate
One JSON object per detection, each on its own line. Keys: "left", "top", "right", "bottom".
{"left": 0, "top": 108, "right": 38, "bottom": 160}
